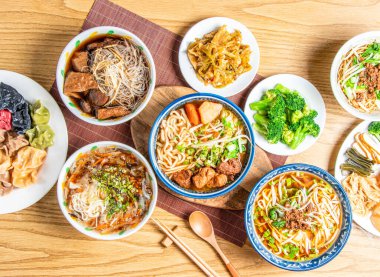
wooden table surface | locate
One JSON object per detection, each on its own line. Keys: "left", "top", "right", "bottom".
{"left": 0, "top": 0, "right": 379, "bottom": 276}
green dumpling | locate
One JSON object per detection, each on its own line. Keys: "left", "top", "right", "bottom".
{"left": 26, "top": 124, "right": 55, "bottom": 150}
{"left": 30, "top": 100, "right": 50, "bottom": 125}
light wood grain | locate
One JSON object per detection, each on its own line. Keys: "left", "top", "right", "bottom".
{"left": 0, "top": 0, "right": 379, "bottom": 276}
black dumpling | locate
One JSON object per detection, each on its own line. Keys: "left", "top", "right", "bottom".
{"left": 0, "top": 82, "right": 31, "bottom": 134}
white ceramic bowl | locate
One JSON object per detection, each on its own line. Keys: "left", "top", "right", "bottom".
{"left": 179, "top": 17, "right": 260, "bottom": 97}
{"left": 57, "top": 141, "right": 158, "bottom": 240}
{"left": 56, "top": 26, "right": 156, "bottom": 126}
{"left": 331, "top": 31, "right": 380, "bottom": 120}
{"left": 244, "top": 74, "right": 326, "bottom": 156}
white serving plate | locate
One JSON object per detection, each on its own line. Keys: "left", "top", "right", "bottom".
{"left": 179, "top": 17, "right": 260, "bottom": 97}
{"left": 334, "top": 120, "right": 380, "bottom": 237}
{"left": 0, "top": 70, "right": 68, "bottom": 214}
{"left": 243, "top": 74, "right": 326, "bottom": 156}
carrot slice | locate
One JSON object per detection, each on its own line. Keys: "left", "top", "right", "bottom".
{"left": 184, "top": 103, "right": 200, "bottom": 125}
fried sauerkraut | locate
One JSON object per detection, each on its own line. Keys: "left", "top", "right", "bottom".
{"left": 187, "top": 25, "right": 252, "bottom": 88}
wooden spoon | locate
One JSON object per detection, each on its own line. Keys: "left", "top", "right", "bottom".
{"left": 189, "top": 211, "right": 241, "bottom": 277}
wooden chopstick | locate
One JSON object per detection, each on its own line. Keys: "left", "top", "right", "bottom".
{"left": 152, "top": 218, "right": 219, "bottom": 277}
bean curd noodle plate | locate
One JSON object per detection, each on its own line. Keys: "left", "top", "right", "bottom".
{"left": 187, "top": 25, "right": 252, "bottom": 88}
{"left": 253, "top": 171, "right": 342, "bottom": 261}
{"left": 63, "top": 146, "right": 153, "bottom": 234}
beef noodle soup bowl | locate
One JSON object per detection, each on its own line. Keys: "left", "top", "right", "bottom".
{"left": 149, "top": 93, "right": 255, "bottom": 199}
{"left": 245, "top": 164, "right": 352, "bottom": 271}
{"left": 57, "top": 142, "right": 158, "bottom": 240}
{"left": 56, "top": 26, "right": 156, "bottom": 126}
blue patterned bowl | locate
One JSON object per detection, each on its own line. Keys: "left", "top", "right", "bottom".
{"left": 148, "top": 93, "right": 255, "bottom": 199}
{"left": 245, "top": 163, "right": 352, "bottom": 271}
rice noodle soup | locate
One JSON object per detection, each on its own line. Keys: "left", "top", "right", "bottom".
{"left": 156, "top": 100, "right": 250, "bottom": 192}
{"left": 253, "top": 171, "right": 342, "bottom": 261}
{"left": 63, "top": 146, "right": 153, "bottom": 234}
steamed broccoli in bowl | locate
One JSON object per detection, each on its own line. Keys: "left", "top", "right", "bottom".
{"left": 249, "top": 84, "right": 320, "bottom": 149}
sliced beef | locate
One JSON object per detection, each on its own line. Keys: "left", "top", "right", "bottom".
{"left": 216, "top": 158, "right": 242, "bottom": 175}
{"left": 207, "top": 174, "right": 227, "bottom": 188}
{"left": 71, "top": 51, "right": 89, "bottom": 73}
{"left": 64, "top": 72, "right": 98, "bottom": 96}
{"left": 87, "top": 89, "right": 109, "bottom": 106}
{"left": 172, "top": 170, "right": 193, "bottom": 189}
{"left": 95, "top": 106, "right": 130, "bottom": 120}
{"left": 78, "top": 99, "right": 92, "bottom": 114}
{"left": 192, "top": 167, "right": 216, "bottom": 189}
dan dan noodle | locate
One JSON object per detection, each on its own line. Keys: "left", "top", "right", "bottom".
{"left": 253, "top": 171, "right": 342, "bottom": 261}
{"left": 156, "top": 100, "right": 250, "bottom": 192}
{"left": 63, "top": 146, "right": 153, "bottom": 234}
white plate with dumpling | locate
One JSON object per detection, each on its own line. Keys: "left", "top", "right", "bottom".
{"left": 335, "top": 120, "right": 380, "bottom": 236}
{"left": 0, "top": 70, "right": 68, "bottom": 214}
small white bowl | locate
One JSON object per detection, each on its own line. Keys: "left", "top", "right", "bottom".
{"left": 244, "top": 74, "right": 326, "bottom": 156}
{"left": 179, "top": 17, "right": 260, "bottom": 97}
{"left": 57, "top": 141, "right": 158, "bottom": 240}
{"left": 56, "top": 26, "right": 156, "bottom": 126}
{"left": 330, "top": 31, "right": 380, "bottom": 120}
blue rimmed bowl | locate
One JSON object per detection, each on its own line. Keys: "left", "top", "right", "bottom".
{"left": 245, "top": 163, "right": 352, "bottom": 271}
{"left": 148, "top": 93, "right": 255, "bottom": 199}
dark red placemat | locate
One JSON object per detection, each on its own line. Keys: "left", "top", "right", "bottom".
{"left": 50, "top": 0, "right": 287, "bottom": 246}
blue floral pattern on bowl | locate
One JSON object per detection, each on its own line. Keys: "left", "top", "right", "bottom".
{"left": 244, "top": 163, "right": 352, "bottom": 271}
{"left": 148, "top": 93, "right": 255, "bottom": 199}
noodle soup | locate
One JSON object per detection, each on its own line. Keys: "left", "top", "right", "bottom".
{"left": 156, "top": 99, "right": 251, "bottom": 192}
{"left": 253, "top": 171, "right": 342, "bottom": 261}
{"left": 62, "top": 145, "right": 154, "bottom": 235}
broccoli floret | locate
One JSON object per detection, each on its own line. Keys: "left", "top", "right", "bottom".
{"left": 368, "top": 121, "right": 380, "bottom": 142}
{"left": 268, "top": 95, "right": 286, "bottom": 120}
{"left": 264, "top": 89, "right": 279, "bottom": 100}
{"left": 282, "top": 125, "right": 294, "bottom": 145}
{"left": 253, "top": 114, "right": 284, "bottom": 144}
{"left": 249, "top": 98, "right": 272, "bottom": 111}
{"left": 290, "top": 117, "right": 320, "bottom": 149}
{"left": 290, "top": 110, "right": 304, "bottom": 124}
{"left": 284, "top": 92, "right": 306, "bottom": 111}
{"left": 274, "top": 83, "right": 292, "bottom": 94}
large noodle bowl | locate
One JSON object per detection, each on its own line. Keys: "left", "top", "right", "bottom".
{"left": 253, "top": 171, "right": 342, "bottom": 261}
{"left": 155, "top": 98, "right": 252, "bottom": 193}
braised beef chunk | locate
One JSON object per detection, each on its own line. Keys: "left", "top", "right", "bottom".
{"left": 71, "top": 51, "right": 89, "bottom": 73}
{"left": 216, "top": 158, "right": 242, "bottom": 175}
{"left": 95, "top": 106, "right": 130, "bottom": 120}
{"left": 86, "top": 37, "right": 123, "bottom": 51}
{"left": 172, "top": 170, "right": 193, "bottom": 189}
{"left": 207, "top": 174, "right": 228, "bottom": 188}
{"left": 87, "top": 89, "right": 109, "bottom": 106}
{"left": 192, "top": 167, "right": 216, "bottom": 189}
{"left": 64, "top": 72, "right": 98, "bottom": 95}
{"left": 78, "top": 99, "right": 92, "bottom": 114}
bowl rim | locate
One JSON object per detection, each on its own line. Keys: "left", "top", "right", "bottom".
{"left": 148, "top": 92, "right": 255, "bottom": 199}
{"left": 56, "top": 141, "right": 158, "bottom": 240}
{"left": 244, "top": 163, "right": 352, "bottom": 271}
{"left": 330, "top": 30, "right": 380, "bottom": 120}
{"left": 55, "top": 26, "right": 157, "bottom": 126}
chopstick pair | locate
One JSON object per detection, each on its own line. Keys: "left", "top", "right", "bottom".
{"left": 152, "top": 218, "right": 219, "bottom": 277}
